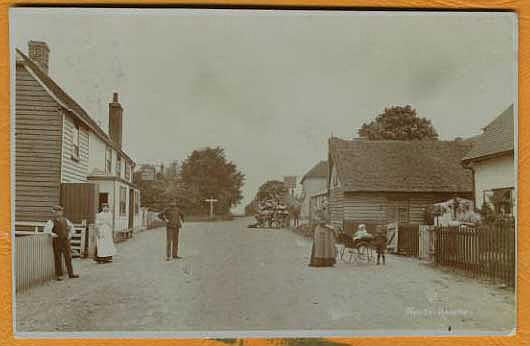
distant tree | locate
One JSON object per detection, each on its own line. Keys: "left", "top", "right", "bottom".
{"left": 358, "top": 105, "right": 439, "bottom": 140}
{"left": 180, "top": 147, "right": 245, "bottom": 215}
{"left": 134, "top": 164, "right": 167, "bottom": 209}
{"left": 255, "top": 180, "right": 288, "bottom": 202}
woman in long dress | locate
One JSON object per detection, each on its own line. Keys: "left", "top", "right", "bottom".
{"left": 309, "top": 207, "right": 337, "bottom": 267}
{"left": 94, "top": 204, "right": 116, "bottom": 263}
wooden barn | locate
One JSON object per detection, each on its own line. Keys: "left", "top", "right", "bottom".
{"left": 15, "top": 41, "right": 141, "bottom": 233}
{"left": 327, "top": 137, "right": 473, "bottom": 235}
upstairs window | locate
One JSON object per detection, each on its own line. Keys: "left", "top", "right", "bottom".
{"left": 72, "top": 122, "right": 80, "bottom": 161}
{"left": 125, "top": 161, "right": 131, "bottom": 180}
{"left": 116, "top": 155, "right": 122, "bottom": 177}
{"left": 105, "top": 147, "right": 112, "bottom": 174}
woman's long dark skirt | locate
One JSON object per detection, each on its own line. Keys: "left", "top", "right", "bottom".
{"left": 308, "top": 243, "right": 336, "bottom": 267}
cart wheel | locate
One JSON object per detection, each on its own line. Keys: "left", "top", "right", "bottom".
{"left": 357, "top": 242, "right": 371, "bottom": 263}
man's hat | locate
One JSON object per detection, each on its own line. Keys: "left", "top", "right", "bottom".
{"left": 52, "top": 205, "right": 64, "bottom": 211}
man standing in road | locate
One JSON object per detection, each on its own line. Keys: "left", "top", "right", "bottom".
{"left": 44, "top": 205, "right": 80, "bottom": 281}
{"left": 159, "top": 200, "right": 185, "bottom": 261}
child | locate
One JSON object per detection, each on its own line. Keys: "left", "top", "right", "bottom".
{"left": 374, "top": 225, "right": 387, "bottom": 265}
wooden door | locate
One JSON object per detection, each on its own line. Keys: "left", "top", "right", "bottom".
{"left": 60, "top": 183, "right": 98, "bottom": 224}
{"left": 397, "top": 223, "right": 419, "bottom": 257}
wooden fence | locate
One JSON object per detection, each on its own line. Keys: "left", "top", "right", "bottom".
{"left": 434, "top": 221, "right": 515, "bottom": 286}
{"left": 15, "top": 221, "right": 88, "bottom": 291}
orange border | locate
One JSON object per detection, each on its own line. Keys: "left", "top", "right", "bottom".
{"left": 0, "top": 2, "right": 526, "bottom": 346}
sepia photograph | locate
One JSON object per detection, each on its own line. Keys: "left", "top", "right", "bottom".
{"left": 10, "top": 8, "right": 517, "bottom": 337}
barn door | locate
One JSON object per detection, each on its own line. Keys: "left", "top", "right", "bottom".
{"left": 60, "top": 183, "right": 98, "bottom": 224}
{"left": 397, "top": 223, "right": 419, "bottom": 257}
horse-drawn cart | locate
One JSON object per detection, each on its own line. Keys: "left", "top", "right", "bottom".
{"left": 249, "top": 199, "right": 290, "bottom": 229}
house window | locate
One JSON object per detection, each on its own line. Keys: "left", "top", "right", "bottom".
{"left": 72, "top": 122, "right": 80, "bottom": 160}
{"left": 120, "top": 186, "right": 127, "bottom": 216}
{"left": 105, "top": 147, "right": 112, "bottom": 174}
{"left": 398, "top": 207, "right": 409, "bottom": 224}
{"left": 484, "top": 188, "right": 514, "bottom": 216}
{"left": 125, "top": 162, "right": 130, "bottom": 180}
{"left": 116, "top": 155, "right": 122, "bottom": 177}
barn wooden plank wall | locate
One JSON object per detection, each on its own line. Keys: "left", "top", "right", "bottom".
{"left": 329, "top": 187, "right": 343, "bottom": 228}
{"left": 341, "top": 192, "right": 473, "bottom": 226}
{"left": 61, "top": 112, "right": 89, "bottom": 183}
{"left": 15, "top": 64, "right": 62, "bottom": 223}
{"left": 15, "top": 234, "right": 56, "bottom": 292}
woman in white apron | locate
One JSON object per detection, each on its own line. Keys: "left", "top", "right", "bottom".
{"left": 94, "top": 204, "right": 116, "bottom": 263}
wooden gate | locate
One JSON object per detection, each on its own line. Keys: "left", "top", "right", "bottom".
{"left": 60, "top": 183, "right": 98, "bottom": 225}
{"left": 418, "top": 225, "right": 434, "bottom": 260}
{"left": 398, "top": 223, "right": 419, "bottom": 257}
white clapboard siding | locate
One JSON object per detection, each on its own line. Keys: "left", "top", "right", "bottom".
{"left": 61, "top": 113, "right": 89, "bottom": 183}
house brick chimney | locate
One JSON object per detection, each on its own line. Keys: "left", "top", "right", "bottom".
{"left": 28, "top": 41, "right": 50, "bottom": 74}
{"left": 109, "top": 92, "right": 123, "bottom": 148}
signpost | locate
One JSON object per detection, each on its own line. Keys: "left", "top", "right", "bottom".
{"left": 283, "top": 176, "right": 297, "bottom": 196}
{"left": 205, "top": 197, "right": 218, "bottom": 218}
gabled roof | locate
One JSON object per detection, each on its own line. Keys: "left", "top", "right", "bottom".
{"left": 329, "top": 137, "right": 472, "bottom": 193}
{"left": 300, "top": 160, "right": 328, "bottom": 184}
{"left": 16, "top": 49, "right": 135, "bottom": 165}
{"left": 462, "top": 104, "right": 514, "bottom": 162}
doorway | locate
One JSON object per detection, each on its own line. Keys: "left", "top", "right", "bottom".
{"left": 128, "top": 189, "right": 134, "bottom": 230}
{"left": 99, "top": 193, "right": 109, "bottom": 213}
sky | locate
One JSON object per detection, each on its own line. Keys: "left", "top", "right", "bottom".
{"left": 11, "top": 9, "right": 517, "bottom": 213}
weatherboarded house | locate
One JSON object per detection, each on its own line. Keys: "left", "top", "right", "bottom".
{"left": 300, "top": 160, "right": 328, "bottom": 222}
{"left": 462, "top": 105, "right": 515, "bottom": 216}
{"left": 15, "top": 41, "right": 141, "bottom": 232}
{"left": 327, "top": 137, "right": 473, "bottom": 234}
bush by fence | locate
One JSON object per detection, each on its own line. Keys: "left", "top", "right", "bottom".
{"left": 434, "top": 221, "right": 515, "bottom": 287}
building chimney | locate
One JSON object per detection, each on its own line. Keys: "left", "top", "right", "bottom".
{"left": 109, "top": 92, "right": 123, "bottom": 148}
{"left": 28, "top": 41, "right": 50, "bottom": 74}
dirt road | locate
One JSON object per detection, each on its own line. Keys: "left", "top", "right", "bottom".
{"left": 16, "top": 217, "right": 515, "bottom": 333}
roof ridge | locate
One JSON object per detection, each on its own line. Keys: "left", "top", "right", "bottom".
{"left": 17, "top": 48, "right": 136, "bottom": 165}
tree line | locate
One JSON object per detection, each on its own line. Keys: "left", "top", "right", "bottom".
{"left": 134, "top": 147, "right": 245, "bottom": 216}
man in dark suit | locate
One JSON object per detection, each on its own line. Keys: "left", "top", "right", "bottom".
{"left": 44, "top": 205, "right": 80, "bottom": 280}
{"left": 159, "top": 200, "right": 185, "bottom": 260}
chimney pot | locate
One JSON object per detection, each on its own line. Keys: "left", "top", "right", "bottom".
{"left": 28, "top": 41, "right": 50, "bottom": 74}
{"left": 113, "top": 92, "right": 119, "bottom": 103}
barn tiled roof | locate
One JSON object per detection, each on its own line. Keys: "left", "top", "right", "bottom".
{"left": 300, "top": 160, "right": 328, "bottom": 184}
{"left": 16, "top": 49, "right": 135, "bottom": 165}
{"left": 462, "top": 104, "right": 514, "bottom": 162}
{"left": 329, "top": 137, "right": 473, "bottom": 193}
